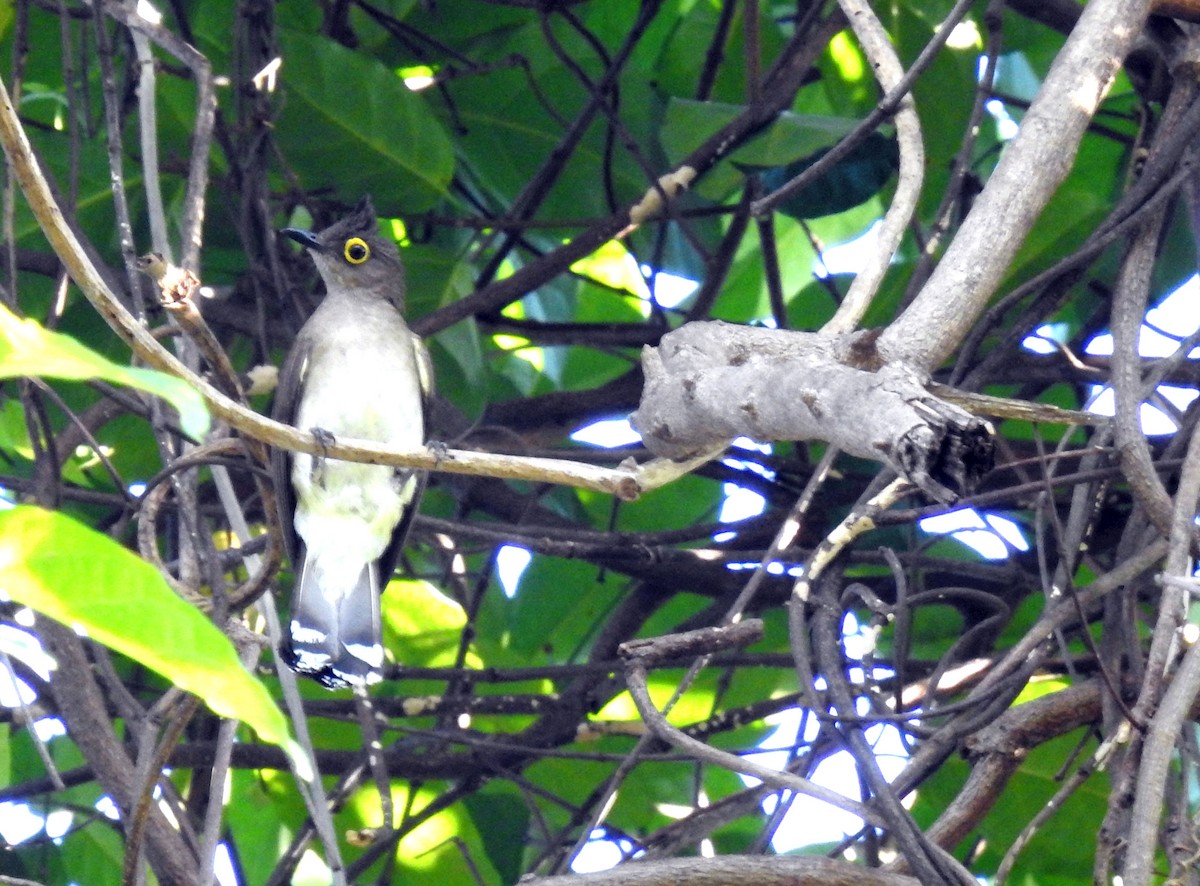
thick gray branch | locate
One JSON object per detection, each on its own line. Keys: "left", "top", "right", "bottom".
{"left": 875, "top": 0, "right": 1152, "bottom": 370}
{"left": 528, "top": 856, "right": 920, "bottom": 886}
{"left": 630, "top": 322, "right": 993, "bottom": 502}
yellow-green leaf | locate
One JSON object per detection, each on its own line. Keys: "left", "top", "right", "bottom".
{"left": 0, "top": 505, "right": 306, "bottom": 775}
{"left": 0, "top": 303, "right": 209, "bottom": 439}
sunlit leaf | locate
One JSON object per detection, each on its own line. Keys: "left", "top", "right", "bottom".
{"left": 0, "top": 506, "right": 305, "bottom": 775}
{"left": 0, "top": 303, "right": 209, "bottom": 440}
{"left": 383, "top": 578, "right": 474, "bottom": 668}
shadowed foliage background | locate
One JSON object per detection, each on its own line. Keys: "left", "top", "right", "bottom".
{"left": 0, "top": 1, "right": 1198, "bottom": 884}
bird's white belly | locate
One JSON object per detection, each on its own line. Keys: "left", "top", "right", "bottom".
{"left": 292, "top": 463, "right": 416, "bottom": 594}
{"left": 290, "top": 336, "right": 423, "bottom": 586}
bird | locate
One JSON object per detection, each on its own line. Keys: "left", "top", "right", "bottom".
{"left": 272, "top": 197, "right": 432, "bottom": 689}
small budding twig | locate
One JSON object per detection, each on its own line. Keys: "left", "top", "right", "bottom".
{"left": 137, "top": 253, "right": 249, "bottom": 407}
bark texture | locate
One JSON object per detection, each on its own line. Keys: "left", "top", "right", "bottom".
{"left": 631, "top": 322, "right": 993, "bottom": 501}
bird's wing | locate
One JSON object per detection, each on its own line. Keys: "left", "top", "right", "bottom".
{"left": 375, "top": 328, "right": 431, "bottom": 591}
{"left": 413, "top": 332, "right": 435, "bottom": 412}
{"left": 270, "top": 335, "right": 312, "bottom": 565}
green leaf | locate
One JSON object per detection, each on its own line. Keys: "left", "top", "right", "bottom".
{"left": 464, "top": 785, "right": 531, "bottom": 884}
{"left": 0, "top": 398, "right": 33, "bottom": 459}
{"left": 223, "top": 769, "right": 300, "bottom": 886}
{"left": 742, "top": 132, "right": 900, "bottom": 220}
{"left": 974, "top": 728, "right": 1107, "bottom": 880}
{"left": 382, "top": 578, "right": 472, "bottom": 668}
{"left": 785, "top": 276, "right": 842, "bottom": 330}
{"left": 1004, "top": 125, "right": 1126, "bottom": 286}
{"left": 0, "top": 303, "right": 210, "bottom": 440}
{"left": 653, "top": 0, "right": 786, "bottom": 106}
{"left": 0, "top": 506, "right": 304, "bottom": 774}
{"left": 0, "top": 722, "right": 10, "bottom": 798}
{"left": 275, "top": 31, "right": 455, "bottom": 213}
{"left": 404, "top": 242, "right": 479, "bottom": 317}
{"left": 660, "top": 99, "right": 861, "bottom": 200}
{"left": 885, "top": 4, "right": 985, "bottom": 221}
{"left": 500, "top": 556, "right": 623, "bottom": 660}
{"left": 60, "top": 821, "right": 125, "bottom": 886}
{"left": 447, "top": 48, "right": 649, "bottom": 220}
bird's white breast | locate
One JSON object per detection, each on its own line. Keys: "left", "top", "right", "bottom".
{"left": 289, "top": 297, "right": 424, "bottom": 581}
{"left": 294, "top": 299, "right": 424, "bottom": 445}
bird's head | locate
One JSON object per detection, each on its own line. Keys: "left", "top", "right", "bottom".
{"left": 281, "top": 197, "right": 406, "bottom": 308}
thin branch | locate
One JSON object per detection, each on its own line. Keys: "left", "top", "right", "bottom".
{"left": 623, "top": 659, "right": 887, "bottom": 828}
{"left": 821, "top": 0, "right": 930, "bottom": 334}
{"left": 209, "top": 463, "right": 347, "bottom": 884}
{"left": 1121, "top": 388, "right": 1200, "bottom": 884}
{"left": 101, "top": 0, "right": 215, "bottom": 269}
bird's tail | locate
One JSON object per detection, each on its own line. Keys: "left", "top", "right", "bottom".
{"left": 282, "top": 550, "right": 384, "bottom": 689}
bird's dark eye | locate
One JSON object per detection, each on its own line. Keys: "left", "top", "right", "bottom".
{"left": 344, "top": 237, "right": 370, "bottom": 264}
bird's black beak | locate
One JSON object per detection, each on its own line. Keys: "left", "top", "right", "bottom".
{"left": 281, "top": 228, "right": 322, "bottom": 251}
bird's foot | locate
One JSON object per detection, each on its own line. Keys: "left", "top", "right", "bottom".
{"left": 309, "top": 427, "right": 336, "bottom": 482}
{"left": 427, "top": 439, "right": 449, "bottom": 466}
{"left": 310, "top": 427, "right": 337, "bottom": 455}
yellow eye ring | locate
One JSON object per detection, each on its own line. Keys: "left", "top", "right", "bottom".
{"left": 344, "top": 237, "right": 370, "bottom": 264}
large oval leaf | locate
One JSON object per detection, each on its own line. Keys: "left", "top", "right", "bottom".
{"left": 275, "top": 31, "right": 455, "bottom": 213}
{"left": 0, "top": 505, "right": 305, "bottom": 774}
